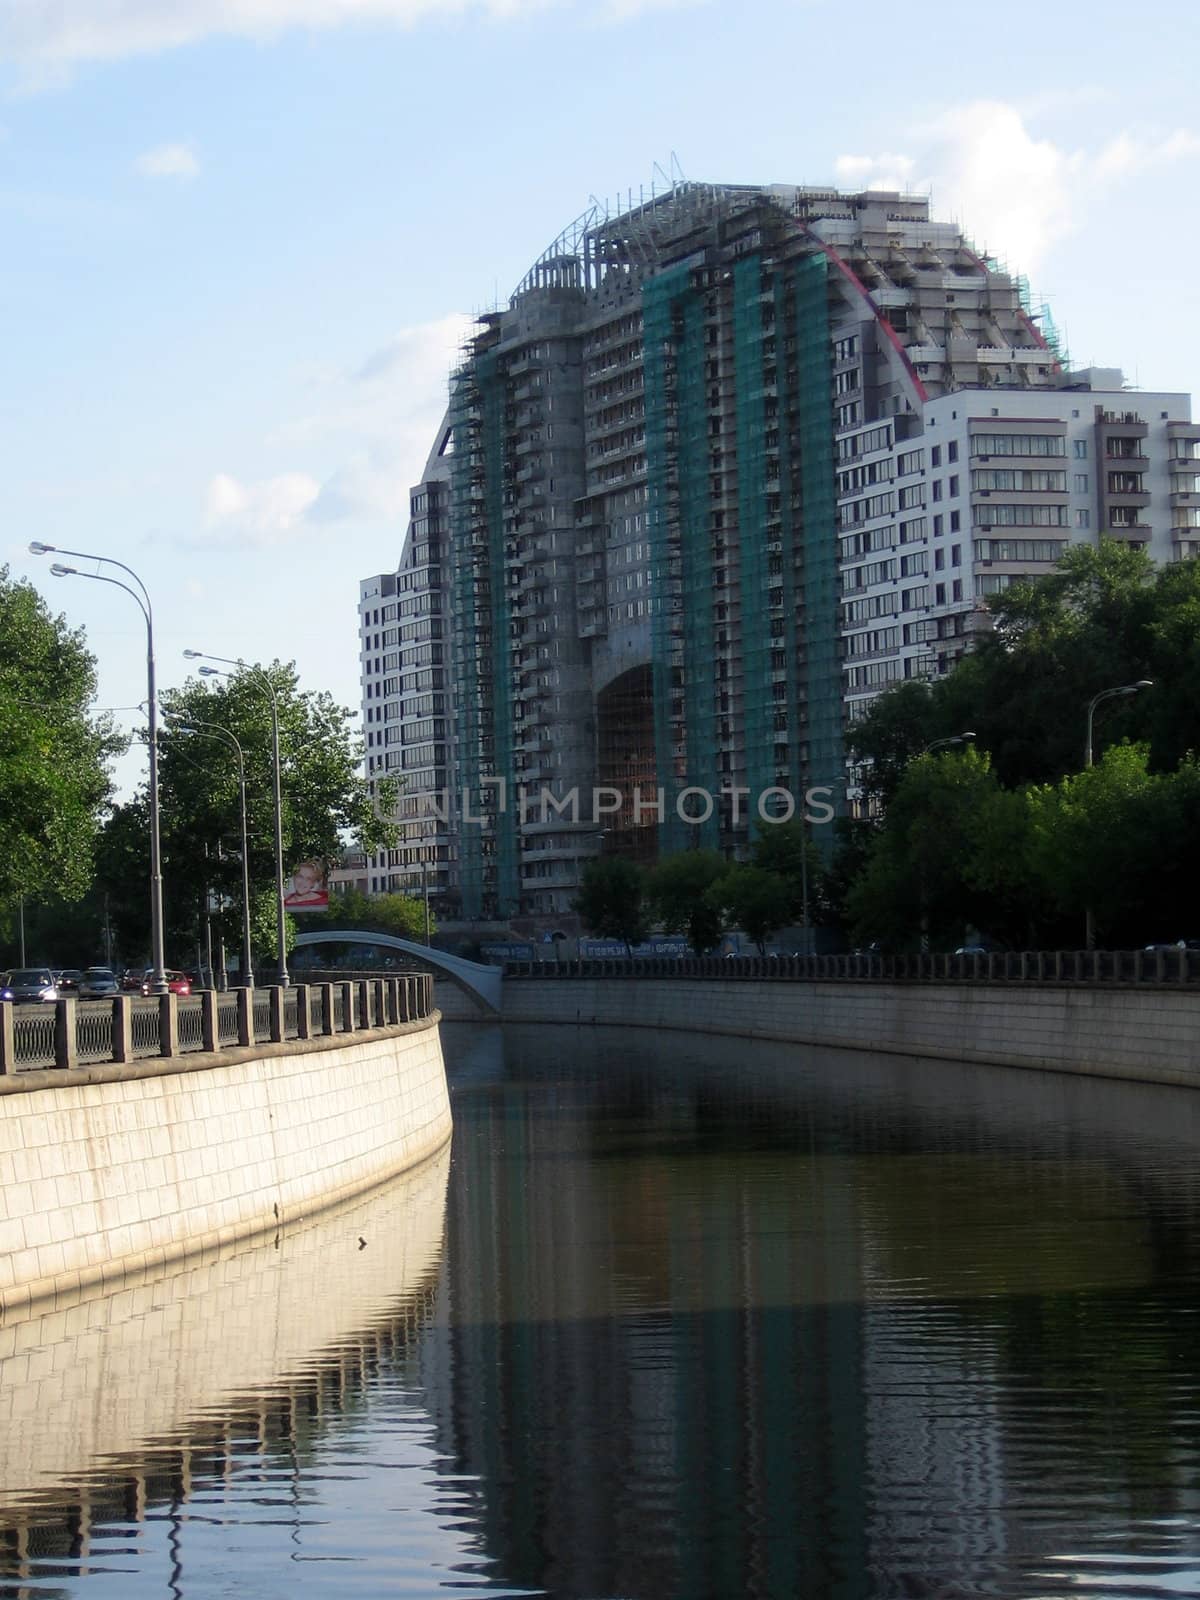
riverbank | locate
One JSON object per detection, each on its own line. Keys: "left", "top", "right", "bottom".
{"left": 0, "top": 1012, "right": 451, "bottom": 1315}
{"left": 436, "top": 977, "right": 1200, "bottom": 1089}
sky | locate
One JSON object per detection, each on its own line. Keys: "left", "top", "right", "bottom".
{"left": 2, "top": 0, "right": 1198, "bottom": 795}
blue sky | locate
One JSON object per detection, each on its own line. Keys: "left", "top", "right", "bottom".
{"left": 2, "top": 0, "right": 1198, "bottom": 794}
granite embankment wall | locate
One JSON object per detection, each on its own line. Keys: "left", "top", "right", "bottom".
{"left": 0, "top": 1015, "right": 450, "bottom": 1315}
{"left": 436, "top": 978, "right": 1200, "bottom": 1089}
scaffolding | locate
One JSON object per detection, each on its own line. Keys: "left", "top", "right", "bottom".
{"left": 793, "top": 253, "right": 843, "bottom": 850}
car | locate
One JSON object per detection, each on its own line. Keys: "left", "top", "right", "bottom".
{"left": 118, "top": 968, "right": 144, "bottom": 991}
{"left": 79, "top": 967, "right": 121, "bottom": 999}
{"left": 141, "top": 969, "right": 192, "bottom": 997}
{"left": 56, "top": 969, "right": 84, "bottom": 993}
{"left": 955, "top": 945, "right": 990, "bottom": 956}
{"left": 1, "top": 968, "right": 59, "bottom": 1003}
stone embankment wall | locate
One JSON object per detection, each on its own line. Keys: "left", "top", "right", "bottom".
{"left": 437, "top": 978, "right": 1200, "bottom": 1089}
{"left": 0, "top": 1015, "right": 450, "bottom": 1315}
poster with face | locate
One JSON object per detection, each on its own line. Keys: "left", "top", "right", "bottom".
{"left": 283, "top": 860, "right": 329, "bottom": 911}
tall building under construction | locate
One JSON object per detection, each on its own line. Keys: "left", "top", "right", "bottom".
{"left": 358, "top": 182, "right": 1197, "bottom": 923}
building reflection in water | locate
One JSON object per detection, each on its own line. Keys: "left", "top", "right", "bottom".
{"left": 428, "top": 1022, "right": 1200, "bottom": 1599}
{"left": 1, "top": 1025, "right": 1199, "bottom": 1598}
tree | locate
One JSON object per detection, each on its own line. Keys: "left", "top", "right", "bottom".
{"left": 846, "top": 748, "right": 1040, "bottom": 951}
{"left": 749, "top": 818, "right": 828, "bottom": 928}
{"left": 848, "top": 540, "right": 1168, "bottom": 797}
{"left": 717, "top": 865, "right": 795, "bottom": 955}
{"left": 573, "top": 858, "right": 649, "bottom": 954}
{"left": 311, "top": 886, "right": 432, "bottom": 944}
{"left": 0, "top": 567, "right": 122, "bottom": 925}
{"left": 644, "top": 849, "right": 727, "bottom": 954}
{"left": 94, "top": 663, "right": 394, "bottom": 969}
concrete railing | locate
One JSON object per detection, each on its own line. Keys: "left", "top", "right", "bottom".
{"left": 504, "top": 949, "right": 1200, "bottom": 986}
{"left": 0, "top": 973, "right": 436, "bottom": 1075}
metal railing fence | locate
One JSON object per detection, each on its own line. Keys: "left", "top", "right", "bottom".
{"left": 0, "top": 973, "right": 436, "bottom": 1077}
{"left": 504, "top": 948, "right": 1200, "bottom": 986}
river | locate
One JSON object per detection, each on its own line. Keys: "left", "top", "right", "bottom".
{"left": 1, "top": 1021, "right": 1199, "bottom": 1598}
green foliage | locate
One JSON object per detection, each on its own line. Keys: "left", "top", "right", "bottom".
{"left": 573, "top": 857, "right": 649, "bottom": 953}
{"left": 847, "top": 749, "right": 1040, "bottom": 950}
{"left": 849, "top": 541, "right": 1199, "bottom": 796}
{"left": 749, "top": 819, "right": 827, "bottom": 924}
{"left": 715, "top": 865, "right": 794, "bottom": 955}
{"left": 644, "top": 849, "right": 727, "bottom": 954}
{"left": 0, "top": 567, "right": 122, "bottom": 915}
{"left": 93, "top": 662, "right": 392, "bottom": 966}
{"left": 309, "top": 886, "right": 432, "bottom": 943}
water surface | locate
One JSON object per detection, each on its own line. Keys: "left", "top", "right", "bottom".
{"left": 2, "top": 1023, "right": 1200, "bottom": 1598}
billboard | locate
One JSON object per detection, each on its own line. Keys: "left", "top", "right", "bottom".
{"left": 283, "top": 859, "right": 329, "bottom": 912}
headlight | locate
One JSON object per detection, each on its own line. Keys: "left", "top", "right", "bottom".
{"left": 1, "top": 989, "right": 12, "bottom": 1000}
{"left": 40, "top": 988, "right": 56, "bottom": 1000}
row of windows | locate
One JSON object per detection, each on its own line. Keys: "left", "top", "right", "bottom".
{"left": 840, "top": 525, "right": 895, "bottom": 559}
{"left": 976, "top": 504, "right": 1070, "bottom": 528}
{"left": 836, "top": 423, "right": 892, "bottom": 462}
{"left": 842, "top": 593, "right": 898, "bottom": 624}
{"left": 845, "top": 627, "right": 899, "bottom": 658}
{"left": 970, "top": 433, "right": 1066, "bottom": 458}
{"left": 837, "top": 457, "right": 894, "bottom": 495}
{"left": 971, "top": 468, "right": 1068, "bottom": 492}
{"left": 975, "top": 539, "right": 1067, "bottom": 562}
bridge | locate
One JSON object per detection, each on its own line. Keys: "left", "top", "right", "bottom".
{"left": 292, "top": 930, "right": 501, "bottom": 1014}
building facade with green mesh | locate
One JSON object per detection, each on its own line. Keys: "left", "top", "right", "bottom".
{"left": 363, "top": 184, "right": 1188, "bottom": 921}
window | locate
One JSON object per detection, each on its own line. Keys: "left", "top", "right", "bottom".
{"left": 934, "top": 548, "right": 945, "bottom": 571}
{"left": 972, "top": 433, "right": 1067, "bottom": 458}
{"left": 1073, "top": 439, "right": 1088, "bottom": 459}
{"left": 900, "top": 552, "right": 927, "bottom": 577}
{"left": 952, "top": 580, "right": 963, "bottom": 601}
{"left": 950, "top": 510, "right": 961, "bottom": 533}
{"left": 948, "top": 440, "right": 959, "bottom": 463}
{"left": 932, "top": 480, "right": 943, "bottom": 502}
{"left": 1074, "top": 473, "right": 1089, "bottom": 493}
{"left": 1076, "top": 509, "right": 1091, "bottom": 529}
{"left": 933, "top": 515, "right": 943, "bottom": 537}
{"left": 949, "top": 476, "right": 959, "bottom": 497}
{"left": 951, "top": 544, "right": 962, "bottom": 566}
{"left": 931, "top": 445, "right": 942, "bottom": 468}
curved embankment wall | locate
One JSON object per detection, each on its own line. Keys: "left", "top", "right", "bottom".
{"left": 437, "top": 978, "right": 1200, "bottom": 1089}
{"left": 0, "top": 1015, "right": 450, "bottom": 1316}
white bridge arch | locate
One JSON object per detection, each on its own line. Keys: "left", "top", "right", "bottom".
{"left": 292, "top": 930, "right": 501, "bottom": 1014}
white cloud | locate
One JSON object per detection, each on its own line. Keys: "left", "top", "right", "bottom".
{"left": 135, "top": 142, "right": 200, "bottom": 179}
{"left": 835, "top": 101, "right": 1200, "bottom": 275}
{"left": 0, "top": 0, "right": 668, "bottom": 73}
{"left": 196, "top": 312, "right": 470, "bottom": 540}
{"left": 204, "top": 470, "right": 321, "bottom": 543}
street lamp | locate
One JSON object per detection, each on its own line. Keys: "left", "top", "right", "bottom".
{"left": 1085, "top": 681, "right": 1153, "bottom": 768}
{"left": 184, "top": 651, "right": 290, "bottom": 986}
{"left": 923, "top": 732, "right": 976, "bottom": 756}
{"left": 31, "top": 543, "right": 168, "bottom": 995}
{"left": 1083, "top": 679, "right": 1153, "bottom": 949}
{"left": 163, "top": 715, "right": 255, "bottom": 990}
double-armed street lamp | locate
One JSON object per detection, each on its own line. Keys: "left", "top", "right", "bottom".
{"left": 1083, "top": 679, "right": 1154, "bottom": 949}
{"left": 923, "top": 731, "right": 976, "bottom": 756}
{"left": 29, "top": 542, "right": 169, "bottom": 996}
{"left": 1085, "top": 681, "right": 1154, "bottom": 769}
{"left": 183, "top": 651, "right": 289, "bottom": 987}
{"left": 163, "top": 714, "right": 255, "bottom": 990}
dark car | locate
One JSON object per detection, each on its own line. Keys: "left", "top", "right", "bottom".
{"left": 1, "top": 968, "right": 59, "bottom": 1003}
{"left": 56, "top": 968, "right": 84, "bottom": 993}
{"left": 79, "top": 967, "right": 121, "bottom": 999}
{"left": 118, "top": 968, "right": 144, "bottom": 991}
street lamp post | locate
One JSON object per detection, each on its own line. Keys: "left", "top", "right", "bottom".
{"left": 1083, "top": 680, "right": 1153, "bottom": 948}
{"left": 30, "top": 543, "right": 168, "bottom": 995}
{"left": 923, "top": 732, "right": 977, "bottom": 756}
{"left": 184, "top": 652, "right": 289, "bottom": 987}
{"left": 164, "top": 715, "right": 255, "bottom": 989}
